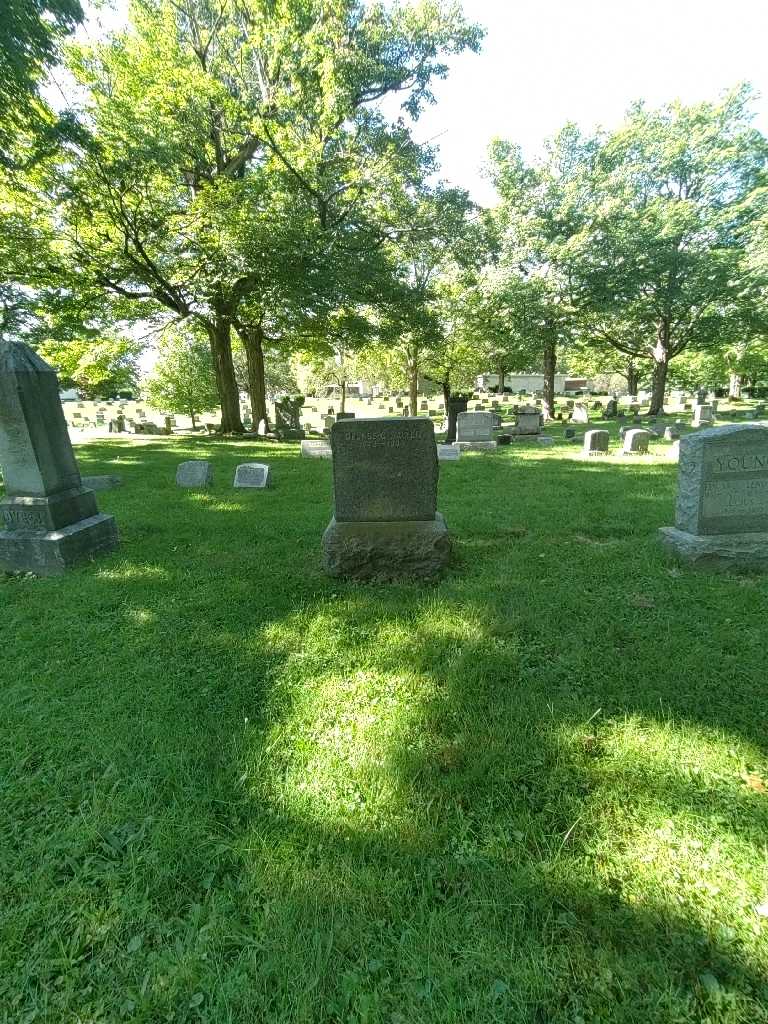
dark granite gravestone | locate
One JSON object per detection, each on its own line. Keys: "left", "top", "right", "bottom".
{"left": 274, "top": 395, "right": 306, "bottom": 439}
{"left": 659, "top": 424, "right": 768, "bottom": 569}
{"left": 0, "top": 340, "right": 119, "bottom": 575}
{"left": 322, "top": 418, "right": 450, "bottom": 580}
{"left": 445, "top": 395, "right": 469, "bottom": 444}
{"left": 583, "top": 429, "right": 609, "bottom": 455}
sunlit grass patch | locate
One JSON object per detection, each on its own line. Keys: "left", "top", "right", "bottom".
{"left": 3, "top": 432, "right": 768, "bottom": 1022}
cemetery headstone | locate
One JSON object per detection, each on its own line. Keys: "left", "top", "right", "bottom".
{"left": 0, "top": 340, "right": 119, "bottom": 575}
{"left": 623, "top": 429, "right": 651, "bottom": 454}
{"left": 564, "top": 428, "right": 576, "bottom": 439}
{"left": 176, "top": 461, "right": 213, "bottom": 488}
{"left": 437, "top": 444, "right": 460, "bottom": 461}
{"left": 301, "top": 439, "right": 332, "bottom": 459}
{"left": 234, "top": 463, "right": 271, "bottom": 488}
{"left": 664, "top": 426, "right": 680, "bottom": 442}
{"left": 584, "top": 429, "right": 609, "bottom": 455}
{"left": 445, "top": 395, "right": 469, "bottom": 444}
{"left": 693, "top": 405, "right": 715, "bottom": 428}
{"left": 322, "top": 418, "right": 450, "bottom": 579}
{"left": 454, "top": 411, "right": 497, "bottom": 450}
{"left": 571, "top": 404, "right": 589, "bottom": 424}
{"left": 659, "top": 424, "right": 768, "bottom": 568}
{"left": 81, "top": 475, "right": 122, "bottom": 492}
{"left": 274, "top": 396, "right": 306, "bottom": 439}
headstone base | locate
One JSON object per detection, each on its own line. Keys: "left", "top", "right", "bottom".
{"left": 0, "top": 514, "right": 119, "bottom": 576}
{"left": 322, "top": 513, "right": 450, "bottom": 581}
{"left": 453, "top": 441, "right": 497, "bottom": 451}
{"left": 658, "top": 527, "right": 768, "bottom": 571}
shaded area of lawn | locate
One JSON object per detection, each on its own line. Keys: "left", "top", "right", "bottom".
{"left": 2, "top": 433, "right": 768, "bottom": 1023}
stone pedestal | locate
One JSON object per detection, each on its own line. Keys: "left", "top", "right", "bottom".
{"left": 0, "top": 515, "right": 119, "bottom": 576}
{"left": 0, "top": 340, "right": 119, "bottom": 575}
{"left": 322, "top": 514, "right": 450, "bottom": 580}
{"left": 659, "top": 527, "right": 768, "bottom": 570}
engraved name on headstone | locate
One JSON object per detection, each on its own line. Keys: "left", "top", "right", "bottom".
{"left": 660, "top": 424, "right": 768, "bottom": 569}
{"left": 676, "top": 426, "right": 768, "bottom": 536}
{"left": 330, "top": 418, "right": 438, "bottom": 522}
{"left": 456, "top": 411, "right": 494, "bottom": 442}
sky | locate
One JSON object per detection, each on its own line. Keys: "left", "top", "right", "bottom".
{"left": 393, "top": 0, "right": 768, "bottom": 205}
{"left": 76, "top": 0, "right": 768, "bottom": 208}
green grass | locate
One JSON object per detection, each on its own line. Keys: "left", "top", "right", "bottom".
{"left": 3, "top": 415, "right": 768, "bottom": 1023}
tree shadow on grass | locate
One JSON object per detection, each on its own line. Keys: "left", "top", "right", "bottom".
{"left": 3, "top": 439, "right": 768, "bottom": 1021}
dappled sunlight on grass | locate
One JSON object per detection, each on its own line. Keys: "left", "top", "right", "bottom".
{"left": 95, "top": 562, "right": 170, "bottom": 582}
{"left": 4, "top": 432, "right": 768, "bottom": 1021}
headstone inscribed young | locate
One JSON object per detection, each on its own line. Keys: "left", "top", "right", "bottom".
{"left": 176, "top": 461, "right": 213, "bottom": 488}
{"left": 583, "top": 429, "right": 609, "bottom": 455}
{"left": 659, "top": 424, "right": 768, "bottom": 568}
{"left": 322, "top": 418, "right": 450, "bottom": 580}
{"left": 0, "top": 340, "right": 119, "bottom": 575}
{"left": 234, "top": 463, "right": 271, "bottom": 488}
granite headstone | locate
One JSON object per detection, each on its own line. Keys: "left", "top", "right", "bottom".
{"left": 322, "top": 418, "right": 450, "bottom": 580}
{"left": 0, "top": 340, "right": 119, "bottom": 575}
{"left": 659, "top": 424, "right": 768, "bottom": 568}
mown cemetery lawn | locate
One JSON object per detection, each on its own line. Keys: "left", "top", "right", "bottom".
{"left": 3, "top": 421, "right": 768, "bottom": 1023}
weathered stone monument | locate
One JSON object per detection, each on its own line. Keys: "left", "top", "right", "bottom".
{"left": 583, "top": 429, "right": 609, "bottom": 455}
{"left": 176, "top": 461, "right": 213, "bottom": 488}
{"left": 322, "top": 418, "right": 450, "bottom": 580}
{"left": 571, "top": 404, "right": 589, "bottom": 425}
{"left": 0, "top": 340, "right": 119, "bottom": 575}
{"left": 454, "top": 411, "right": 497, "bottom": 450}
{"left": 623, "top": 429, "right": 651, "bottom": 454}
{"left": 301, "top": 439, "right": 332, "bottom": 459}
{"left": 659, "top": 424, "right": 768, "bottom": 569}
{"left": 274, "top": 395, "right": 306, "bottom": 440}
{"left": 234, "top": 463, "right": 271, "bottom": 488}
{"left": 510, "top": 406, "right": 542, "bottom": 437}
{"left": 693, "top": 404, "right": 715, "bottom": 428}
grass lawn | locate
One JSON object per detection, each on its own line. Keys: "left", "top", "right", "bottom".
{"left": 2, "top": 415, "right": 768, "bottom": 1023}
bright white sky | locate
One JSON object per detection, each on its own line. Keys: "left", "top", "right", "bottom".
{"left": 79, "top": 0, "right": 768, "bottom": 207}
{"left": 407, "top": 0, "right": 768, "bottom": 205}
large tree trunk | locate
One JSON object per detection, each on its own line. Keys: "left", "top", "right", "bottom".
{"left": 729, "top": 372, "right": 743, "bottom": 400}
{"left": 626, "top": 360, "right": 639, "bottom": 396}
{"left": 340, "top": 379, "right": 347, "bottom": 414}
{"left": 649, "top": 323, "right": 671, "bottom": 415}
{"left": 498, "top": 365, "right": 506, "bottom": 393}
{"left": 445, "top": 392, "right": 468, "bottom": 444}
{"left": 240, "top": 325, "right": 269, "bottom": 431}
{"left": 409, "top": 344, "right": 419, "bottom": 417}
{"left": 542, "top": 335, "right": 556, "bottom": 421}
{"left": 207, "top": 314, "right": 243, "bottom": 433}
